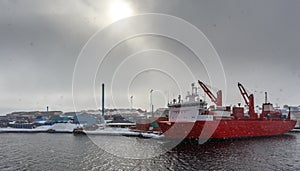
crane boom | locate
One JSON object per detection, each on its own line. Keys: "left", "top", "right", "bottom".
{"left": 198, "top": 80, "right": 222, "bottom": 106}
{"left": 238, "top": 82, "right": 250, "bottom": 105}
{"left": 237, "top": 82, "right": 256, "bottom": 118}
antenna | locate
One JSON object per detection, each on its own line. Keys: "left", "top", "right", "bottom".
{"left": 191, "top": 83, "right": 195, "bottom": 95}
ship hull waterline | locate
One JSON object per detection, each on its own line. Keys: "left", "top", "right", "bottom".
{"left": 158, "top": 120, "right": 297, "bottom": 139}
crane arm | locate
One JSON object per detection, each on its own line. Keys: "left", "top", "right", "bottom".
{"left": 198, "top": 80, "right": 222, "bottom": 106}
{"left": 237, "top": 82, "right": 250, "bottom": 105}
{"left": 237, "top": 82, "right": 256, "bottom": 118}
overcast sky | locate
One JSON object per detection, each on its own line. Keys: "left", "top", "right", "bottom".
{"left": 0, "top": 0, "right": 300, "bottom": 114}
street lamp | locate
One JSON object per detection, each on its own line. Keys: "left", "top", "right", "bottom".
{"left": 130, "top": 96, "right": 133, "bottom": 110}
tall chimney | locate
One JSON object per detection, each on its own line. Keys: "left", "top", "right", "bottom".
{"left": 102, "top": 83, "right": 105, "bottom": 116}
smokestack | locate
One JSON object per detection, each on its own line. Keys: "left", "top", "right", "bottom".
{"left": 102, "top": 83, "right": 105, "bottom": 116}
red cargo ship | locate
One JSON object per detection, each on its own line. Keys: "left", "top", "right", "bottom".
{"left": 158, "top": 81, "right": 296, "bottom": 139}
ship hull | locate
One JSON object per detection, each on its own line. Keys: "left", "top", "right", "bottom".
{"left": 158, "top": 120, "right": 296, "bottom": 139}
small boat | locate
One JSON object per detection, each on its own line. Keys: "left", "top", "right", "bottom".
{"left": 73, "top": 127, "right": 85, "bottom": 135}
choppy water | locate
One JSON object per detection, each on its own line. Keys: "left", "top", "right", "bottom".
{"left": 0, "top": 132, "right": 300, "bottom": 170}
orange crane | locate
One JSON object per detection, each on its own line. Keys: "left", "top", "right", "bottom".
{"left": 237, "top": 82, "right": 257, "bottom": 119}
{"left": 198, "top": 80, "right": 222, "bottom": 106}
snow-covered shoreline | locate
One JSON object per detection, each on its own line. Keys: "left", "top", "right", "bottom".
{"left": 0, "top": 123, "right": 77, "bottom": 133}
{"left": 0, "top": 123, "right": 164, "bottom": 139}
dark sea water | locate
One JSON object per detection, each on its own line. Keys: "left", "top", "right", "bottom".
{"left": 0, "top": 132, "right": 300, "bottom": 171}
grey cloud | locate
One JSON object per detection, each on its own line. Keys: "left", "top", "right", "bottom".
{"left": 1, "top": 0, "right": 300, "bottom": 114}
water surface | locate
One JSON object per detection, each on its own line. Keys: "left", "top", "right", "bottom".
{"left": 0, "top": 133, "right": 299, "bottom": 170}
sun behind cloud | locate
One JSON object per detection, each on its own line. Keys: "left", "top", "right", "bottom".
{"left": 109, "top": 0, "right": 133, "bottom": 22}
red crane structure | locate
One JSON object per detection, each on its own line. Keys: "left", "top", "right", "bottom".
{"left": 198, "top": 80, "right": 222, "bottom": 106}
{"left": 237, "top": 82, "right": 257, "bottom": 119}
